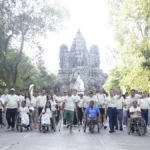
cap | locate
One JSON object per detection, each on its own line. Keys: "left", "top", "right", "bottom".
{"left": 10, "top": 88, "right": 15, "bottom": 91}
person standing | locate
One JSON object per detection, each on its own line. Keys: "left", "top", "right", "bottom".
{"left": 116, "top": 89, "right": 124, "bottom": 131}
{"left": 60, "top": 91, "right": 67, "bottom": 125}
{"left": 107, "top": 89, "right": 117, "bottom": 133}
{"left": 96, "top": 88, "right": 107, "bottom": 129}
{"left": 0, "top": 98, "right": 4, "bottom": 128}
{"left": 138, "top": 91, "right": 150, "bottom": 128}
{"left": 37, "top": 89, "right": 47, "bottom": 116}
{"left": 4, "top": 88, "right": 20, "bottom": 130}
{"left": 1, "top": 88, "right": 9, "bottom": 126}
{"left": 78, "top": 94, "right": 84, "bottom": 125}
{"left": 63, "top": 89, "right": 78, "bottom": 133}
{"left": 72, "top": 89, "right": 80, "bottom": 126}
{"left": 30, "top": 91, "right": 39, "bottom": 129}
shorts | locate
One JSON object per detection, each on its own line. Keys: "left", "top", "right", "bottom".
{"left": 64, "top": 110, "right": 74, "bottom": 121}
{"left": 87, "top": 117, "right": 97, "bottom": 121}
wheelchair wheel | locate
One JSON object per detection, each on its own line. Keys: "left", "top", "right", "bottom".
{"left": 137, "top": 119, "right": 146, "bottom": 136}
{"left": 20, "top": 126, "right": 23, "bottom": 132}
{"left": 83, "top": 121, "right": 86, "bottom": 132}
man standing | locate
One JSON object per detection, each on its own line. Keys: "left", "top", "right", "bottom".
{"left": 0, "top": 88, "right": 9, "bottom": 126}
{"left": 63, "top": 89, "right": 78, "bottom": 133}
{"left": 4, "top": 88, "right": 19, "bottom": 130}
{"left": 126, "top": 89, "right": 141, "bottom": 118}
{"left": 37, "top": 89, "right": 47, "bottom": 116}
{"left": 138, "top": 91, "right": 150, "bottom": 127}
{"left": 96, "top": 88, "right": 107, "bottom": 129}
{"left": 107, "top": 90, "right": 117, "bottom": 133}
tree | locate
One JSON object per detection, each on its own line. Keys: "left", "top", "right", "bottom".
{"left": 0, "top": 0, "right": 69, "bottom": 87}
{"left": 104, "top": 0, "right": 150, "bottom": 92}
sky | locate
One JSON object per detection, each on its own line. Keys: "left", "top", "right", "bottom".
{"left": 28, "top": 0, "right": 116, "bottom": 74}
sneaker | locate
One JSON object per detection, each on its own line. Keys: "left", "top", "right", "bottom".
{"left": 120, "top": 128, "right": 123, "bottom": 131}
{"left": 109, "top": 130, "right": 113, "bottom": 133}
{"left": 34, "top": 125, "right": 38, "bottom": 129}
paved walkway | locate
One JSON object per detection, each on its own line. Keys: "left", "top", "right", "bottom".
{"left": 0, "top": 125, "right": 150, "bottom": 150}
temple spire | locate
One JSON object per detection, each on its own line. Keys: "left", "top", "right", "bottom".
{"left": 70, "top": 29, "right": 87, "bottom": 52}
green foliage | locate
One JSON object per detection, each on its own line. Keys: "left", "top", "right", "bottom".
{"left": 0, "top": 0, "right": 68, "bottom": 91}
{"left": 104, "top": 0, "right": 150, "bottom": 92}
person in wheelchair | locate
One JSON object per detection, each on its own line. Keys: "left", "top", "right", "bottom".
{"left": 18, "top": 101, "right": 30, "bottom": 128}
{"left": 39, "top": 101, "right": 52, "bottom": 132}
{"left": 84, "top": 101, "right": 101, "bottom": 125}
{"left": 129, "top": 101, "right": 142, "bottom": 132}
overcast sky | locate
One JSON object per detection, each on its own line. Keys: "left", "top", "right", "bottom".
{"left": 27, "top": 0, "right": 116, "bottom": 74}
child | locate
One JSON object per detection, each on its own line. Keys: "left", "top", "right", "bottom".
{"left": 40, "top": 101, "right": 52, "bottom": 125}
{"left": 19, "top": 101, "right": 30, "bottom": 126}
{"left": 0, "top": 98, "right": 4, "bottom": 128}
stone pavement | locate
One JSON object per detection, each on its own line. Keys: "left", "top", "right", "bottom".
{"left": 0, "top": 125, "right": 150, "bottom": 150}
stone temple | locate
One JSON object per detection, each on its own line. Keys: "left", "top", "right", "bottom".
{"left": 55, "top": 29, "right": 107, "bottom": 95}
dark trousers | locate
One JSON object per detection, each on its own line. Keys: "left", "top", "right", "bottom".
{"left": 99, "top": 108, "right": 105, "bottom": 125}
{"left": 0, "top": 109, "right": 2, "bottom": 124}
{"left": 78, "top": 107, "right": 83, "bottom": 124}
{"left": 63, "top": 110, "right": 66, "bottom": 125}
{"left": 108, "top": 107, "right": 117, "bottom": 131}
{"left": 6, "top": 108, "right": 17, "bottom": 128}
{"left": 73, "top": 110, "right": 77, "bottom": 125}
{"left": 116, "top": 109, "right": 123, "bottom": 129}
{"left": 141, "top": 109, "right": 148, "bottom": 125}
{"left": 38, "top": 107, "right": 43, "bottom": 116}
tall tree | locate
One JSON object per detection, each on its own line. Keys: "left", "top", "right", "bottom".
{"left": 0, "top": 0, "right": 69, "bottom": 87}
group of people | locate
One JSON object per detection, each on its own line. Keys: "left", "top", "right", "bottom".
{"left": 0, "top": 87, "right": 150, "bottom": 134}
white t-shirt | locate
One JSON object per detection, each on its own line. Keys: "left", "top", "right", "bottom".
{"left": 83, "top": 96, "right": 88, "bottom": 108}
{"left": 49, "top": 100, "right": 56, "bottom": 111}
{"left": 42, "top": 108, "right": 52, "bottom": 118}
{"left": 107, "top": 96, "right": 117, "bottom": 108}
{"left": 78, "top": 98, "right": 84, "bottom": 108}
{"left": 30, "top": 96, "right": 38, "bottom": 108}
{"left": 85, "top": 96, "right": 98, "bottom": 107}
{"left": 116, "top": 96, "right": 124, "bottom": 109}
{"left": 19, "top": 106, "right": 29, "bottom": 115}
{"left": 129, "top": 106, "right": 141, "bottom": 118}
{"left": 26, "top": 98, "right": 31, "bottom": 107}
{"left": 138, "top": 98, "right": 150, "bottom": 109}
{"left": 0, "top": 94, "right": 8, "bottom": 103}
{"left": 6, "top": 94, "right": 19, "bottom": 109}
{"left": 127, "top": 94, "right": 141, "bottom": 105}
{"left": 37, "top": 95, "right": 47, "bottom": 107}
{"left": 64, "top": 95, "right": 77, "bottom": 111}
{"left": 0, "top": 98, "right": 3, "bottom": 109}
{"left": 96, "top": 93, "right": 106, "bottom": 108}
{"left": 19, "top": 95, "right": 25, "bottom": 102}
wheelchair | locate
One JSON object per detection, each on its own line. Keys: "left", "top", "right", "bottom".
{"left": 39, "top": 111, "right": 56, "bottom": 133}
{"left": 127, "top": 117, "right": 146, "bottom": 136}
{"left": 16, "top": 112, "right": 32, "bottom": 132}
{"left": 83, "top": 117, "right": 100, "bottom": 134}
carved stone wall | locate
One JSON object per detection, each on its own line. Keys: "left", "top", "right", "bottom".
{"left": 56, "top": 29, "right": 107, "bottom": 95}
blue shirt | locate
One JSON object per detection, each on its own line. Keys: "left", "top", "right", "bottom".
{"left": 85, "top": 106, "right": 100, "bottom": 119}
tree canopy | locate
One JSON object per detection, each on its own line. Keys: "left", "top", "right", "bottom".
{"left": 0, "top": 0, "right": 69, "bottom": 92}
{"left": 103, "top": 0, "right": 150, "bottom": 92}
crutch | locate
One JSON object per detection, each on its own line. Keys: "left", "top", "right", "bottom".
{"left": 76, "top": 111, "right": 80, "bottom": 132}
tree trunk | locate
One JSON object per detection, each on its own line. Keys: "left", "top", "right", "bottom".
{"left": 13, "top": 34, "right": 25, "bottom": 86}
